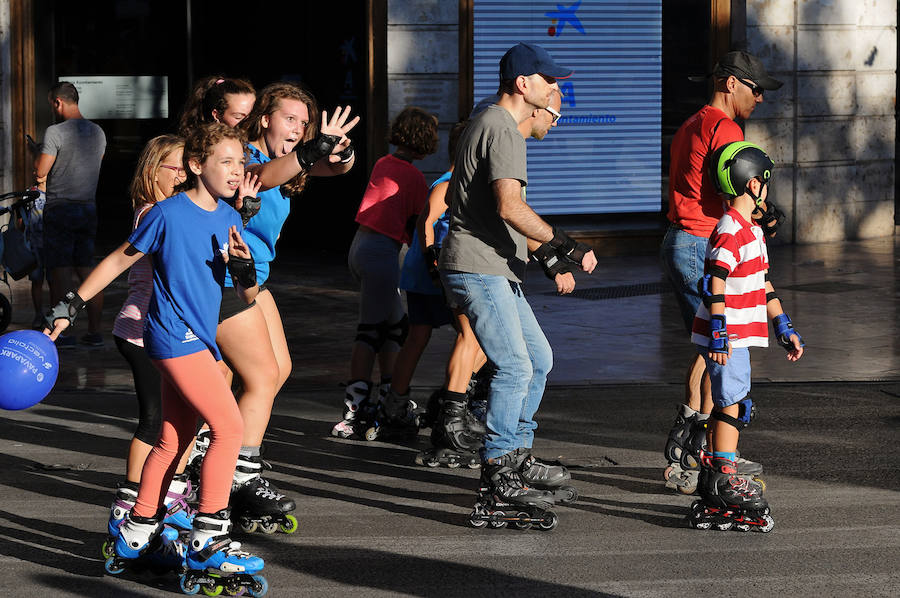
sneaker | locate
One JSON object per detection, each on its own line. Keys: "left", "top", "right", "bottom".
{"left": 55, "top": 334, "right": 77, "bottom": 349}
{"left": 80, "top": 333, "right": 103, "bottom": 347}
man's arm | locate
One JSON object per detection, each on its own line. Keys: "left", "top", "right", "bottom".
{"left": 493, "top": 178, "right": 553, "bottom": 242}
{"left": 34, "top": 153, "right": 56, "bottom": 187}
{"left": 526, "top": 237, "right": 575, "bottom": 294}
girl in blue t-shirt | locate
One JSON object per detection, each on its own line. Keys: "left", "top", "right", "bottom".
{"left": 45, "top": 124, "right": 268, "bottom": 582}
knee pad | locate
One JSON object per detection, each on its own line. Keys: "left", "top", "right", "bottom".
{"left": 711, "top": 396, "right": 755, "bottom": 431}
{"left": 355, "top": 322, "right": 387, "bottom": 351}
{"left": 385, "top": 314, "right": 409, "bottom": 348}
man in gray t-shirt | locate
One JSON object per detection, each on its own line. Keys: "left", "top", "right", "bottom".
{"left": 35, "top": 81, "right": 106, "bottom": 347}
{"left": 439, "top": 43, "right": 597, "bottom": 521}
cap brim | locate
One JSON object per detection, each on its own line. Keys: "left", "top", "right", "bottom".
{"left": 540, "top": 65, "right": 573, "bottom": 80}
{"left": 757, "top": 75, "right": 783, "bottom": 91}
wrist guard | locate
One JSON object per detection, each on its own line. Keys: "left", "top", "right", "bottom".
{"left": 708, "top": 314, "right": 729, "bottom": 354}
{"left": 238, "top": 195, "right": 261, "bottom": 227}
{"left": 753, "top": 198, "right": 786, "bottom": 237}
{"left": 337, "top": 144, "right": 354, "bottom": 163}
{"left": 772, "top": 313, "right": 804, "bottom": 351}
{"left": 531, "top": 242, "right": 572, "bottom": 280}
{"left": 45, "top": 290, "right": 86, "bottom": 329}
{"left": 294, "top": 133, "right": 342, "bottom": 170}
{"left": 227, "top": 255, "right": 257, "bottom": 289}
{"left": 548, "top": 227, "right": 590, "bottom": 265}
{"left": 424, "top": 245, "right": 441, "bottom": 282}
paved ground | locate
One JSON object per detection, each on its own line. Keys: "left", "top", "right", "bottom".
{"left": 0, "top": 237, "right": 898, "bottom": 596}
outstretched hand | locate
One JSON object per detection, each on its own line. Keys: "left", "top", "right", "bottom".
{"left": 320, "top": 106, "right": 361, "bottom": 162}
{"left": 786, "top": 335, "right": 804, "bottom": 361}
{"left": 234, "top": 172, "right": 261, "bottom": 210}
{"left": 226, "top": 226, "right": 252, "bottom": 261}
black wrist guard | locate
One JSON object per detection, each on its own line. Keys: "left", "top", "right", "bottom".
{"left": 753, "top": 198, "right": 786, "bottom": 237}
{"left": 294, "top": 133, "right": 342, "bottom": 170}
{"left": 227, "top": 255, "right": 257, "bottom": 289}
{"left": 44, "top": 290, "right": 86, "bottom": 329}
{"left": 337, "top": 144, "right": 354, "bottom": 163}
{"left": 548, "top": 227, "right": 590, "bottom": 265}
{"left": 532, "top": 242, "right": 572, "bottom": 280}
{"left": 424, "top": 245, "right": 441, "bottom": 282}
{"left": 238, "top": 196, "right": 261, "bottom": 227}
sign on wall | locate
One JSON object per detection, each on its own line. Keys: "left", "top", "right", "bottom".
{"left": 474, "top": 0, "right": 662, "bottom": 214}
{"left": 64, "top": 76, "right": 169, "bottom": 120}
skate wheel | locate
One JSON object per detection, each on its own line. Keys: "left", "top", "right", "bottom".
{"left": 514, "top": 512, "right": 532, "bottom": 530}
{"left": 249, "top": 574, "right": 269, "bottom": 597}
{"left": 735, "top": 523, "right": 751, "bottom": 532}
{"left": 489, "top": 511, "right": 507, "bottom": 528}
{"left": 224, "top": 587, "right": 246, "bottom": 596}
{"left": 239, "top": 519, "right": 258, "bottom": 534}
{"left": 424, "top": 459, "right": 440, "bottom": 468}
{"left": 466, "top": 461, "right": 481, "bottom": 470}
{"left": 663, "top": 465, "right": 674, "bottom": 480}
{"left": 446, "top": 461, "right": 461, "bottom": 469}
{"left": 364, "top": 426, "right": 379, "bottom": 441}
{"left": 104, "top": 556, "right": 125, "bottom": 575}
{"left": 280, "top": 514, "right": 299, "bottom": 534}
{"left": 180, "top": 573, "right": 201, "bottom": 595}
{"left": 468, "top": 512, "right": 488, "bottom": 528}
{"left": 202, "top": 584, "right": 224, "bottom": 597}
{"left": 259, "top": 520, "right": 279, "bottom": 535}
{"left": 714, "top": 520, "right": 733, "bottom": 532}
{"left": 101, "top": 539, "right": 115, "bottom": 560}
{"left": 538, "top": 511, "right": 558, "bottom": 531}
{"left": 690, "top": 519, "right": 712, "bottom": 530}
{"left": 758, "top": 514, "right": 775, "bottom": 533}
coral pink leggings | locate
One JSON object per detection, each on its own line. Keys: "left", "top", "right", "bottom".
{"left": 133, "top": 350, "right": 243, "bottom": 516}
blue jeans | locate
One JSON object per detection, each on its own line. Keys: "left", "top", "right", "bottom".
{"left": 440, "top": 271, "right": 553, "bottom": 461}
{"left": 660, "top": 225, "right": 708, "bottom": 333}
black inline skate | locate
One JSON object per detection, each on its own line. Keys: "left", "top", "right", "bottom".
{"left": 364, "top": 388, "right": 421, "bottom": 441}
{"left": 104, "top": 511, "right": 187, "bottom": 578}
{"left": 511, "top": 447, "right": 578, "bottom": 505}
{"left": 180, "top": 510, "right": 268, "bottom": 596}
{"left": 331, "top": 379, "right": 378, "bottom": 439}
{"left": 230, "top": 454, "right": 298, "bottom": 535}
{"left": 468, "top": 452, "right": 560, "bottom": 531}
{"left": 688, "top": 455, "right": 774, "bottom": 533}
{"left": 415, "top": 392, "right": 485, "bottom": 469}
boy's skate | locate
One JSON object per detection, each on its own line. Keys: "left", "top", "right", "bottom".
{"left": 104, "top": 511, "right": 187, "bottom": 577}
{"left": 180, "top": 510, "right": 268, "bottom": 596}
{"left": 415, "top": 393, "right": 484, "bottom": 469}
{"left": 688, "top": 455, "right": 774, "bottom": 533}
{"left": 331, "top": 380, "right": 377, "bottom": 439}
{"left": 511, "top": 447, "right": 578, "bottom": 505}
{"left": 230, "top": 454, "right": 298, "bottom": 535}
{"left": 468, "top": 452, "right": 560, "bottom": 531}
{"left": 364, "top": 388, "right": 421, "bottom": 441}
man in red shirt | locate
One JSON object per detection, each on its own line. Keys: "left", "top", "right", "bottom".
{"left": 660, "top": 51, "right": 782, "bottom": 492}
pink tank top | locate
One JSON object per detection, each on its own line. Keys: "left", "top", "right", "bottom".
{"left": 112, "top": 204, "right": 154, "bottom": 347}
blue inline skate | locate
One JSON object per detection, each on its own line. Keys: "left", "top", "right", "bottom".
{"left": 104, "top": 511, "right": 186, "bottom": 577}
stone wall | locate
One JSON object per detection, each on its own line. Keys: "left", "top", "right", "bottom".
{"left": 746, "top": 0, "right": 896, "bottom": 242}
{"left": 387, "top": 0, "right": 459, "bottom": 181}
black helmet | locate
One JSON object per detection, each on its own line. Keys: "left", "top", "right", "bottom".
{"left": 710, "top": 141, "right": 774, "bottom": 198}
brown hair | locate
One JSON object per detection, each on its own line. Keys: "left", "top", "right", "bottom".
{"left": 178, "top": 76, "right": 256, "bottom": 135}
{"left": 49, "top": 81, "right": 79, "bottom": 104}
{"left": 447, "top": 120, "right": 468, "bottom": 165}
{"left": 129, "top": 134, "right": 184, "bottom": 210}
{"left": 179, "top": 123, "right": 247, "bottom": 192}
{"left": 240, "top": 81, "right": 320, "bottom": 196}
{"left": 388, "top": 107, "right": 438, "bottom": 156}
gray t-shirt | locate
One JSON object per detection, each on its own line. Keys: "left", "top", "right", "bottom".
{"left": 43, "top": 118, "right": 106, "bottom": 206}
{"left": 440, "top": 104, "right": 528, "bottom": 282}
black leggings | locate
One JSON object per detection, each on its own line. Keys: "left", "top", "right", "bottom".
{"left": 114, "top": 335, "right": 162, "bottom": 445}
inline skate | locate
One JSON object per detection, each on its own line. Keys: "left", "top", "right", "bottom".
{"left": 511, "top": 447, "right": 578, "bottom": 505}
{"left": 331, "top": 379, "right": 378, "bottom": 439}
{"left": 364, "top": 388, "right": 421, "bottom": 441}
{"left": 230, "top": 454, "right": 298, "bottom": 534}
{"left": 688, "top": 455, "right": 774, "bottom": 533}
{"left": 102, "top": 474, "right": 196, "bottom": 559}
{"left": 415, "top": 392, "right": 484, "bottom": 469}
{"left": 104, "top": 511, "right": 187, "bottom": 577}
{"left": 468, "top": 452, "right": 560, "bottom": 531}
{"left": 180, "top": 510, "right": 268, "bottom": 596}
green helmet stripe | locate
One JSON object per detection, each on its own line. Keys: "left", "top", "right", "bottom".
{"left": 716, "top": 141, "right": 758, "bottom": 196}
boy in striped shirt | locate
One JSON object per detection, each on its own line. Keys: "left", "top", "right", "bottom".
{"left": 689, "top": 142, "right": 804, "bottom": 532}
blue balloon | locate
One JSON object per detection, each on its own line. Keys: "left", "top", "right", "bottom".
{"left": 0, "top": 329, "right": 59, "bottom": 410}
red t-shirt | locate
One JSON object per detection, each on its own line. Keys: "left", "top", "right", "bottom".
{"left": 355, "top": 154, "right": 428, "bottom": 245}
{"left": 667, "top": 105, "right": 743, "bottom": 237}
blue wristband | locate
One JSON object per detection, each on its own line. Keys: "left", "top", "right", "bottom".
{"left": 708, "top": 314, "right": 729, "bottom": 354}
{"left": 772, "top": 313, "right": 804, "bottom": 351}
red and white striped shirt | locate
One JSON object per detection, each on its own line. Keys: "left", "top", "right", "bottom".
{"left": 112, "top": 204, "right": 154, "bottom": 347}
{"left": 691, "top": 208, "right": 769, "bottom": 348}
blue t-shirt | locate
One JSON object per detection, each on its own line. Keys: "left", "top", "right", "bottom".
{"left": 128, "top": 192, "right": 241, "bottom": 360}
{"left": 399, "top": 171, "right": 452, "bottom": 295}
{"left": 226, "top": 144, "right": 291, "bottom": 287}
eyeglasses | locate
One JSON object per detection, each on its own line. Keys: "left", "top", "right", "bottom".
{"left": 545, "top": 106, "right": 562, "bottom": 124}
{"left": 737, "top": 78, "right": 763, "bottom": 97}
{"left": 159, "top": 164, "right": 186, "bottom": 177}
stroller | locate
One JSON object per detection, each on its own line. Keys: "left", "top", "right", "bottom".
{"left": 0, "top": 189, "right": 41, "bottom": 333}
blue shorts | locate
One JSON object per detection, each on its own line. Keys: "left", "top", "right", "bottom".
{"left": 660, "top": 225, "right": 707, "bottom": 333}
{"left": 698, "top": 346, "right": 751, "bottom": 408}
{"left": 42, "top": 203, "right": 97, "bottom": 269}
{"left": 407, "top": 291, "right": 452, "bottom": 328}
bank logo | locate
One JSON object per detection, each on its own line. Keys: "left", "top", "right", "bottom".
{"left": 546, "top": 1, "right": 585, "bottom": 37}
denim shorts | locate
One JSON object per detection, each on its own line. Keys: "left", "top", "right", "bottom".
{"left": 698, "top": 346, "right": 751, "bottom": 408}
{"left": 660, "top": 225, "right": 708, "bottom": 333}
{"left": 42, "top": 203, "right": 97, "bottom": 269}
{"left": 407, "top": 291, "right": 452, "bottom": 328}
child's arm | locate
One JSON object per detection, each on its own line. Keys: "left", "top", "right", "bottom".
{"left": 44, "top": 242, "right": 144, "bottom": 339}
{"left": 764, "top": 274, "right": 804, "bottom": 361}
{"left": 418, "top": 181, "right": 450, "bottom": 251}
{"left": 225, "top": 226, "right": 259, "bottom": 304}
{"left": 705, "top": 272, "right": 732, "bottom": 365}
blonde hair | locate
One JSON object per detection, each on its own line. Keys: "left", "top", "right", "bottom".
{"left": 129, "top": 135, "right": 185, "bottom": 210}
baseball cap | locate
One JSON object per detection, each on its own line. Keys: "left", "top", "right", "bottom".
{"left": 500, "top": 43, "right": 573, "bottom": 81}
{"left": 708, "top": 51, "right": 783, "bottom": 90}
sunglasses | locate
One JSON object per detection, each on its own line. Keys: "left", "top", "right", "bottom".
{"left": 545, "top": 105, "right": 561, "bottom": 124}
{"left": 737, "top": 78, "right": 763, "bottom": 97}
